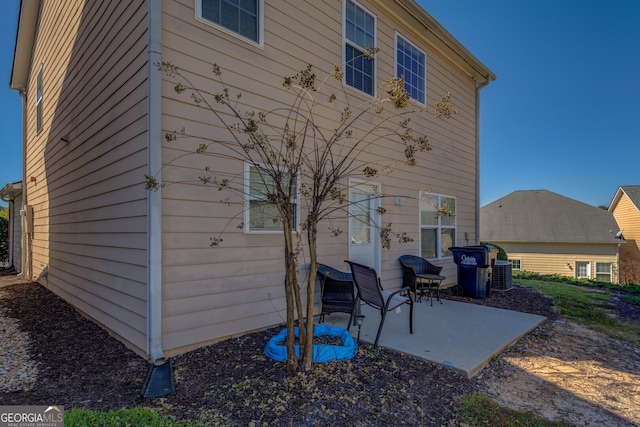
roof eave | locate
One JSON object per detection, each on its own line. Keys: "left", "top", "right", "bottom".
{"left": 10, "top": 0, "right": 41, "bottom": 92}
{"left": 608, "top": 187, "right": 624, "bottom": 212}
{"left": 0, "top": 182, "right": 23, "bottom": 200}
{"left": 381, "top": 0, "right": 496, "bottom": 85}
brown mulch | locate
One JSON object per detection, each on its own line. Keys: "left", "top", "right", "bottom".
{"left": 1, "top": 268, "right": 639, "bottom": 426}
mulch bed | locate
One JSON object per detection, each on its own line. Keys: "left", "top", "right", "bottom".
{"left": 0, "top": 268, "right": 638, "bottom": 426}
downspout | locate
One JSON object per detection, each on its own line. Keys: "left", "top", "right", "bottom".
{"left": 475, "top": 79, "right": 490, "bottom": 245}
{"left": 142, "top": 1, "right": 174, "bottom": 398}
{"left": 147, "top": 0, "right": 165, "bottom": 366}
{"left": 19, "top": 89, "right": 31, "bottom": 279}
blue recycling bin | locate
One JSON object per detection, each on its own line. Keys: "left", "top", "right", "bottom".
{"left": 449, "top": 245, "right": 497, "bottom": 299}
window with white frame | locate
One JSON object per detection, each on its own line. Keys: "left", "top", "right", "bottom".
{"left": 36, "top": 65, "right": 43, "bottom": 134}
{"left": 396, "top": 34, "right": 425, "bottom": 104}
{"left": 595, "top": 262, "right": 612, "bottom": 282}
{"left": 197, "top": 0, "right": 262, "bottom": 44}
{"left": 344, "top": 0, "right": 376, "bottom": 96}
{"left": 244, "top": 163, "right": 299, "bottom": 232}
{"left": 509, "top": 259, "right": 522, "bottom": 270}
{"left": 419, "top": 192, "right": 456, "bottom": 259}
{"left": 575, "top": 261, "right": 590, "bottom": 279}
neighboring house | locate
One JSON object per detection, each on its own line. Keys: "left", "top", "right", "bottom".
{"left": 10, "top": 0, "right": 494, "bottom": 369}
{"left": 609, "top": 186, "right": 640, "bottom": 284}
{"left": 0, "top": 181, "right": 23, "bottom": 273}
{"left": 481, "top": 190, "right": 622, "bottom": 282}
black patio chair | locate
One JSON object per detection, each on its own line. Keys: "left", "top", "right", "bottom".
{"left": 345, "top": 260, "right": 413, "bottom": 347}
{"left": 398, "top": 255, "right": 446, "bottom": 305}
{"left": 317, "top": 264, "right": 356, "bottom": 327}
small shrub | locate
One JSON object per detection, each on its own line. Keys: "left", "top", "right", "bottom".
{"left": 480, "top": 241, "right": 508, "bottom": 261}
{"left": 619, "top": 258, "right": 640, "bottom": 286}
{"left": 0, "top": 217, "right": 8, "bottom": 267}
{"left": 513, "top": 270, "right": 640, "bottom": 293}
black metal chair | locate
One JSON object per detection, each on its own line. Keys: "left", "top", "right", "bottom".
{"left": 345, "top": 260, "right": 413, "bottom": 347}
{"left": 317, "top": 264, "right": 356, "bottom": 327}
{"left": 399, "top": 255, "right": 446, "bottom": 305}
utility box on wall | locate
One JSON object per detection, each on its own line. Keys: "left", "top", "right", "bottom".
{"left": 20, "top": 205, "right": 33, "bottom": 235}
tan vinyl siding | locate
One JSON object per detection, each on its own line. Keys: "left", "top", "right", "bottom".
{"left": 160, "top": 0, "right": 479, "bottom": 354}
{"left": 24, "top": 0, "right": 149, "bottom": 353}
{"left": 611, "top": 193, "right": 640, "bottom": 283}
{"left": 496, "top": 242, "right": 619, "bottom": 282}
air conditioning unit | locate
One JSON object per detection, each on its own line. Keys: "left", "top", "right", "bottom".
{"left": 491, "top": 261, "right": 512, "bottom": 290}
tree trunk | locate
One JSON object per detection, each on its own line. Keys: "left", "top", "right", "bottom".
{"left": 281, "top": 214, "right": 298, "bottom": 369}
{"left": 303, "top": 216, "right": 319, "bottom": 371}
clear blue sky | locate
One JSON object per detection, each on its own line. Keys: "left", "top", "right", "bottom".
{"left": 1, "top": 1, "right": 639, "bottom": 208}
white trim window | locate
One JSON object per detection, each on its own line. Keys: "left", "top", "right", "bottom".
{"left": 196, "top": 0, "right": 263, "bottom": 46}
{"left": 509, "top": 259, "right": 522, "bottom": 270}
{"left": 595, "top": 262, "right": 612, "bottom": 282}
{"left": 395, "top": 33, "right": 426, "bottom": 105}
{"left": 419, "top": 192, "right": 456, "bottom": 259}
{"left": 36, "top": 65, "right": 43, "bottom": 134}
{"left": 575, "top": 261, "right": 591, "bottom": 279}
{"left": 244, "top": 163, "right": 299, "bottom": 233}
{"left": 344, "top": 0, "right": 376, "bottom": 96}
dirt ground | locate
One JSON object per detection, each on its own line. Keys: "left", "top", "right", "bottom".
{"left": 446, "top": 287, "right": 640, "bottom": 427}
{"left": 1, "top": 269, "right": 639, "bottom": 426}
{"left": 478, "top": 318, "right": 640, "bottom": 426}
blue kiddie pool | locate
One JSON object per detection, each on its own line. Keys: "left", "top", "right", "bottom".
{"left": 264, "top": 324, "right": 357, "bottom": 363}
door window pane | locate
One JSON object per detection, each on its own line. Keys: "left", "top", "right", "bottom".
{"left": 350, "top": 192, "right": 371, "bottom": 244}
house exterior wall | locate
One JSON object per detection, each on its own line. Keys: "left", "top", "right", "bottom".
{"left": 16, "top": 0, "right": 490, "bottom": 359}
{"left": 611, "top": 193, "right": 640, "bottom": 284}
{"left": 496, "top": 242, "right": 619, "bottom": 282}
{"left": 23, "top": 0, "right": 150, "bottom": 354}
{"left": 159, "top": 0, "right": 484, "bottom": 354}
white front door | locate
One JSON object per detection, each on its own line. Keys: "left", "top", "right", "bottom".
{"left": 348, "top": 182, "right": 381, "bottom": 273}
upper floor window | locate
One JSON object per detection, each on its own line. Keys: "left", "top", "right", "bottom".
{"left": 420, "top": 192, "right": 456, "bottom": 259}
{"left": 36, "top": 65, "right": 43, "bottom": 134}
{"left": 244, "top": 163, "right": 299, "bottom": 233}
{"left": 396, "top": 34, "right": 425, "bottom": 104}
{"left": 344, "top": 0, "right": 375, "bottom": 96}
{"left": 197, "top": 0, "right": 262, "bottom": 45}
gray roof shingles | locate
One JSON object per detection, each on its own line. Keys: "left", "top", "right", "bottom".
{"left": 620, "top": 185, "right": 640, "bottom": 210}
{"left": 481, "top": 190, "right": 621, "bottom": 244}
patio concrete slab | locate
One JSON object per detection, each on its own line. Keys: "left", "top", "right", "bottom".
{"left": 321, "top": 299, "right": 546, "bottom": 378}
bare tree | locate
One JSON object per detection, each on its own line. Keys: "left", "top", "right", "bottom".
{"left": 149, "top": 52, "right": 457, "bottom": 371}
